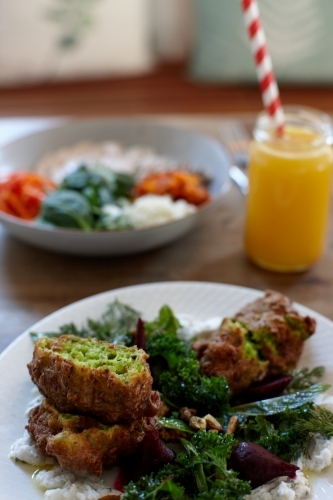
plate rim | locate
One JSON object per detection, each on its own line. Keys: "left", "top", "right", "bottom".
{"left": 2, "top": 280, "right": 333, "bottom": 360}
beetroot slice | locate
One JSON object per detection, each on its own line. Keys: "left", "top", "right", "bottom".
{"left": 134, "top": 318, "right": 146, "bottom": 350}
{"left": 127, "top": 430, "right": 175, "bottom": 482}
{"left": 234, "top": 374, "right": 293, "bottom": 405}
{"left": 228, "top": 442, "right": 299, "bottom": 489}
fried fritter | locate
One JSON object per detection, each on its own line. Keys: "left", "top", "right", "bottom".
{"left": 192, "top": 320, "right": 268, "bottom": 395}
{"left": 234, "top": 289, "right": 316, "bottom": 372}
{"left": 27, "top": 399, "right": 159, "bottom": 476}
{"left": 27, "top": 335, "right": 160, "bottom": 424}
{"left": 193, "top": 290, "right": 316, "bottom": 394}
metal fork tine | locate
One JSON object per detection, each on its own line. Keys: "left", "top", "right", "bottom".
{"left": 219, "top": 120, "right": 250, "bottom": 195}
{"left": 220, "top": 121, "right": 250, "bottom": 169}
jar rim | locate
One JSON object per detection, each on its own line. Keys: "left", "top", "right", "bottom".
{"left": 254, "top": 105, "right": 333, "bottom": 147}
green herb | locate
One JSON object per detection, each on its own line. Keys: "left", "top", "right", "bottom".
{"left": 145, "top": 305, "right": 181, "bottom": 336}
{"left": 286, "top": 366, "right": 325, "bottom": 393}
{"left": 30, "top": 299, "right": 140, "bottom": 345}
{"left": 237, "top": 403, "right": 333, "bottom": 462}
{"left": 146, "top": 310, "right": 230, "bottom": 415}
{"left": 123, "top": 475, "right": 185, "bottom": 500}
{"left": 123, "top": 431, "right": 250, "bottom": 500}
{"left": 230, "top": 383, "right": 330, "bottom": 416}
{"left": 39, "top": 190, "right": 93, "bottom": 230}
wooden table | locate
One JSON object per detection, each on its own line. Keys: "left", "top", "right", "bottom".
{"left": 1, "top": 64, "right": 333, "bottom": 354}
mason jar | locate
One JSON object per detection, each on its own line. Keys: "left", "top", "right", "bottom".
{"left": 244, "top": 106, "right": 333, "bottom": 272}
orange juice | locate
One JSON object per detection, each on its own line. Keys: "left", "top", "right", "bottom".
{"left": 244, "top": 108, "right": 333, "bottom": 272}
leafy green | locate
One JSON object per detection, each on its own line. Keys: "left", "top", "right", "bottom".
{"left": 146, "top": 317, "right": 230, "bottom": 415}
{"left": 60, "top": 165, "right": 135, "bottom": 208}
{"left": 159, "top": 417, "right": 194, "bottom": 435}
{"left": 231, "top": 383, "right": 330, "bottom": 416}
{"left": 145, "top": 305, "right": 181, "bottom": 337}
{"left": 39, "top": 190, "right": 93, "bottom": 230}
{"left": 124, "top": 475, "right": 185, "bottom": 500}
{"left": 123, "top": 431, "right": 250, "bottom": 500}
{"left": 30, "top": 299, "right": 140, "bottom": 345}
{"left": 236, "top": 403, "right": 333, "bottom": 462}
{"left": 286, "top": 366, "right": 325, "bottom": 393}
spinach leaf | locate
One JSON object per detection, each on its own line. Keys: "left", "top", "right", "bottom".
{"left": 230, "top": 383, "right": 330, "bottom": 416}
{"left": 39, "top": 190, "right": 93, "bottom": 230}
{"left": 159, "top": 417, "right": 194, "bottom": 435}
{"left": 61, "top": 165, "right": 135, "bottom": 208}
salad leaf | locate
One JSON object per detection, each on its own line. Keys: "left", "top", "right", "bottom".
{"left": 124, "top": 475, "right": 185, "bottom": 500}
{"left": 159, "top": 417, "right": 194, "bottom": 435}
{"left": 39, "top": 190, "right": 93, "bottom": 230}
{"left": 30, "top": 299, "right": 140, "bottom": 345}
{"left": 145, "top": 305, "right": 181, "bottom": 336}
{"left": 146, "top": 325, "right": 230, "bottom": 415}
{"left": 230, "top": 383, "right": 330, "bottom": 416}
{"left": 60, "top": 165, "right": 135, "bottom": 208}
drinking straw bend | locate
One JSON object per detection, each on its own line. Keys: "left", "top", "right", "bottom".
{"left": 241, "top": 0, "right": 284, "bottom": 132}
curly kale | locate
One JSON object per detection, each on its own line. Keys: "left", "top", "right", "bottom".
{"left": 146, "top": 323, "right": 230, "bottom": 415}
{"left": 123, "top": 474, "right": 185, "bottom": 500}
{"left": 123, "top": 431, "right": 250, "bottom": 500}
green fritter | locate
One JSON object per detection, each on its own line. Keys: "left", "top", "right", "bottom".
{"left": 27, "top": 398, "right": 159, "bottom": 476}
{"left": 27, "top": 335, "right": 160, "bottom": 424}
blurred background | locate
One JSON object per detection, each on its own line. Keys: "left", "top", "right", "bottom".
{"left": 1, "top": 0, "right": 333, "bottom": 115}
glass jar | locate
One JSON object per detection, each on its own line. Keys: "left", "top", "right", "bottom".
{"left": 244, "top": 106, "right": 333, "bottom": 272}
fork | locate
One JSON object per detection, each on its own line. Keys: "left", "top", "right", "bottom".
{"left": 219, "top": 121, "right": 250, "bottom": 196}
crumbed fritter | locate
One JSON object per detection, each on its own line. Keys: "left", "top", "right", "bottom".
{"left": 27, "top": 399, "right": 159, "bottom": 476}
{"left": 192, "top": 290, "right": 316, "bottom": 394}
{"left": 27, "top": 335, "right": 160, "bottom": 424}
{"left": 192, "top": 322, "right": 267, "bottom": 395}
{"left": 234, "top": 289, "right": 316, "bottom": 372}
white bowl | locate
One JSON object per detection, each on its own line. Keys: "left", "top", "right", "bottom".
{"left": 0, "top": 118, "right": 230, "bottom": 256}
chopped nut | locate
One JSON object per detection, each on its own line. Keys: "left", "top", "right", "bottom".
{"left": 226, "top": 415, "right": 238, "bottom": 435}
{"left": 203, "top": 414, "right": 222, "bottom": 432}
{"left": 208, "top": 429, "right": 219, "bottom": 434}
{"left": 189, "top": 416, "right": 207, "bottom": 431}
{"left": 180, "top": 407, "right": 197, "bottom": 422}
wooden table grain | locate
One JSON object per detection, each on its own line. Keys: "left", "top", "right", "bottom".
{"left": 1, "top": 114, "right": 333, "bottom": 354}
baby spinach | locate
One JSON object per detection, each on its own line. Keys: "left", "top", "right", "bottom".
{"left": 230, "top": 383, "right": 330, "bottom": 416}
{"left": 39, "top": 190, "right": 93, "bottom": 230}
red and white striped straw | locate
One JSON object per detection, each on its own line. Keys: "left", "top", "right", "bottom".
{"left": 240, "top": 0, "right": 285, "bottom": 133}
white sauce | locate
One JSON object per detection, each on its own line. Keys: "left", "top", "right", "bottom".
{"left": 33, "top": 466, "right": 117, "bottom": 500}
{"left": 245, "top": 471, "right": 311, "bottom": 500}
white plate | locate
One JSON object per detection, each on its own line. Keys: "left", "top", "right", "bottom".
{"left": 1, "top": 282, "right": 333, "bottom": 499}
{"left": 0, "top": 119, "right": 230, "bottom": 256}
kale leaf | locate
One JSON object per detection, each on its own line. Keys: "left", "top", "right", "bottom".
{"left": 145, "top": 309, "right": 230, "bottom": 416}
{"left": 123, "top": 431, "right": 250, "bottom": 500}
